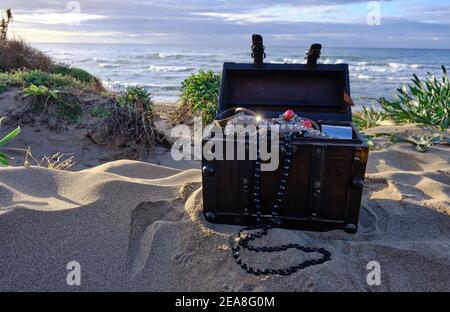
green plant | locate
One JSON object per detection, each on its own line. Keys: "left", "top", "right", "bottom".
{"left": 24, "top": 70, "right": 79, "bottom": 87}
{"left": 22, "top": 70, "right": 52, "bottom": 86}
{"left": 180, "top": 70, "right": 221, "bottom": 124}
{"left": 53, "top": 94, "right": 83, "bottom": 122}
{"left": 116, "top": 86, "right": 153, "bottom": 112}
{"left": 390, "top": 134, "right": 446, "bottom": 152}
{"left": 9, "top": 69, "right": 85, "bottom": 90}
{"left": 361, "top": 133, "right": 375, "bottom": 149}
{"left": 0, "top": 71, "right": 19, "bottom": 92}
{"left": 0, "top": 117, "right": 21, "bottom": 166}
{"left": 360, "top": 132, "right": 393, "bottom": 150}
{"left": 52, "top": 64, "right": 95, "bottom": 83}
{"left": 23, "top": 84, "right": 58, "bottom": 99}
{"left": 23, "top": 84, "right": 82, "bottom": 122}
{"left": 363, "top": 131, "right": 447, "bottom": 152}
{"left": 46, "top": 73, "right": 84, "bottom": 89}
{"left": 379, "top": 66, "right": 449, "bottom": 131}
{"left": 353, "top": 106, "right": 386, "bottom": 130}
{"left": 0, "top": 71, "right": 18, "bottom": 86}
{"left": 90, "top": 105, "right": 109, "bottom": 118}
{"left": 23, "top": 83, "right": 59, "bottom": 115}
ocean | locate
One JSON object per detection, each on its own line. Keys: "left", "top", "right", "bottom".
{"left": 33, "top": 43, "right": 450, "bottom": 107}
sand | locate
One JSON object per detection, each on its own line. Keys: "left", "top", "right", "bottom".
{"left": 0, "top": 87, "right": 198, "bottom": 171}
{"left": 0, "top": 124, "right": 449, "bottom": 291}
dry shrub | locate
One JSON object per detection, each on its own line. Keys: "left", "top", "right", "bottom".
{"left": 96, "top": 102, "right": 171, "bottom": 153}
{"left": 24, "top": 147, "right": 75, "bottom": 170}
{"left": 0, "top": 39, "right": 54, "bottom": 72}
{"left": 172, "top": 100, "right": 196, "bottom": 125}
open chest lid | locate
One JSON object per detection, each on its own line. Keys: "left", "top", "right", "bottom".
{"left": 218, "top": 63, "right": 352, "bottom": 122}
{"left": 217, "top": 38, "right": 353, "bottom": 122}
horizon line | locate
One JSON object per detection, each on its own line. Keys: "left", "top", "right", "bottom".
{"left": 27, "top": 41, "right": 450, "bottom": 51}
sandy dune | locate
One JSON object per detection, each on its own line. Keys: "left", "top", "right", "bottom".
{"left": 0, "top": 129, "right": 449, "bottom": 291}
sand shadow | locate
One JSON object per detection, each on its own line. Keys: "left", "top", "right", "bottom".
{"left": 0, "top": 169, "right": 83, "bottom": 210}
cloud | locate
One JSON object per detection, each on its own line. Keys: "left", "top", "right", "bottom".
{"left": 12, "top": 28, "right": 124, "bottom": 43}
{"left": 14, "top": 12, "right": 106, "bottom": 25}
{"left": 405, "top": 5, "right": 450, "bottom": 24}
{"left": 2, "top": 0, "right": 449, "bottom": 48}
{"left": 193, "top": 12, "right": 277, "bottom": 23}
{"left": 193, "top": 4, "right": 357, "bottom": 24}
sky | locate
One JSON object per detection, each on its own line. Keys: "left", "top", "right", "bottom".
{"left": 1, "top": 0, "right": 450, "bottom": 48}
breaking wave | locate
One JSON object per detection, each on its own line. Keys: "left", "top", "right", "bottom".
{"left": 388, "top": 62, "right": 421, "bottom": 71}
{"left": 102, "top": 80, "right": 179, "bottom": 91}
{"left": 148, "top": 65, "right": 192, "bottom": 72}
{"left": 98, "top": 63, "right": 122, "bottom": 68}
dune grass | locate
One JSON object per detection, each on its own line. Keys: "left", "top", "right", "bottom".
{"left": 24, "top": 147, "right": 75, "bottom": 170}
{"left": 0, "top": 69, "right": 99, "bottom": 91}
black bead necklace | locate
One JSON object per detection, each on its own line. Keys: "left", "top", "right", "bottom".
{"left": 231, "top": 131, "right": 332, "bottom": 276}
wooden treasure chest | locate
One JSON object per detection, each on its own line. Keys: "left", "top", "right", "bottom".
{"left": 201, "top": 36, "right": 368, "bottom": 234}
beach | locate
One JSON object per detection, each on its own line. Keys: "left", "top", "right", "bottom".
{"left": 0, "top": 36, "right": 449, "bottom": 293}
{"left": 0, "top": 123, "right": 449, "bottom": 291}
{"left": 1, "top": 0, "right": 450, "bottom": 301}
{"left": 0, "top": 86, "right": 197, "bottom": 171}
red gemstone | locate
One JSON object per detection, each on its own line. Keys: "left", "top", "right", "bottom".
{"left": 302, "top": 119, "right": 313, "bottom": 128}
{"left": 283, "top": 110, "right": 295, "bottom": 121}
